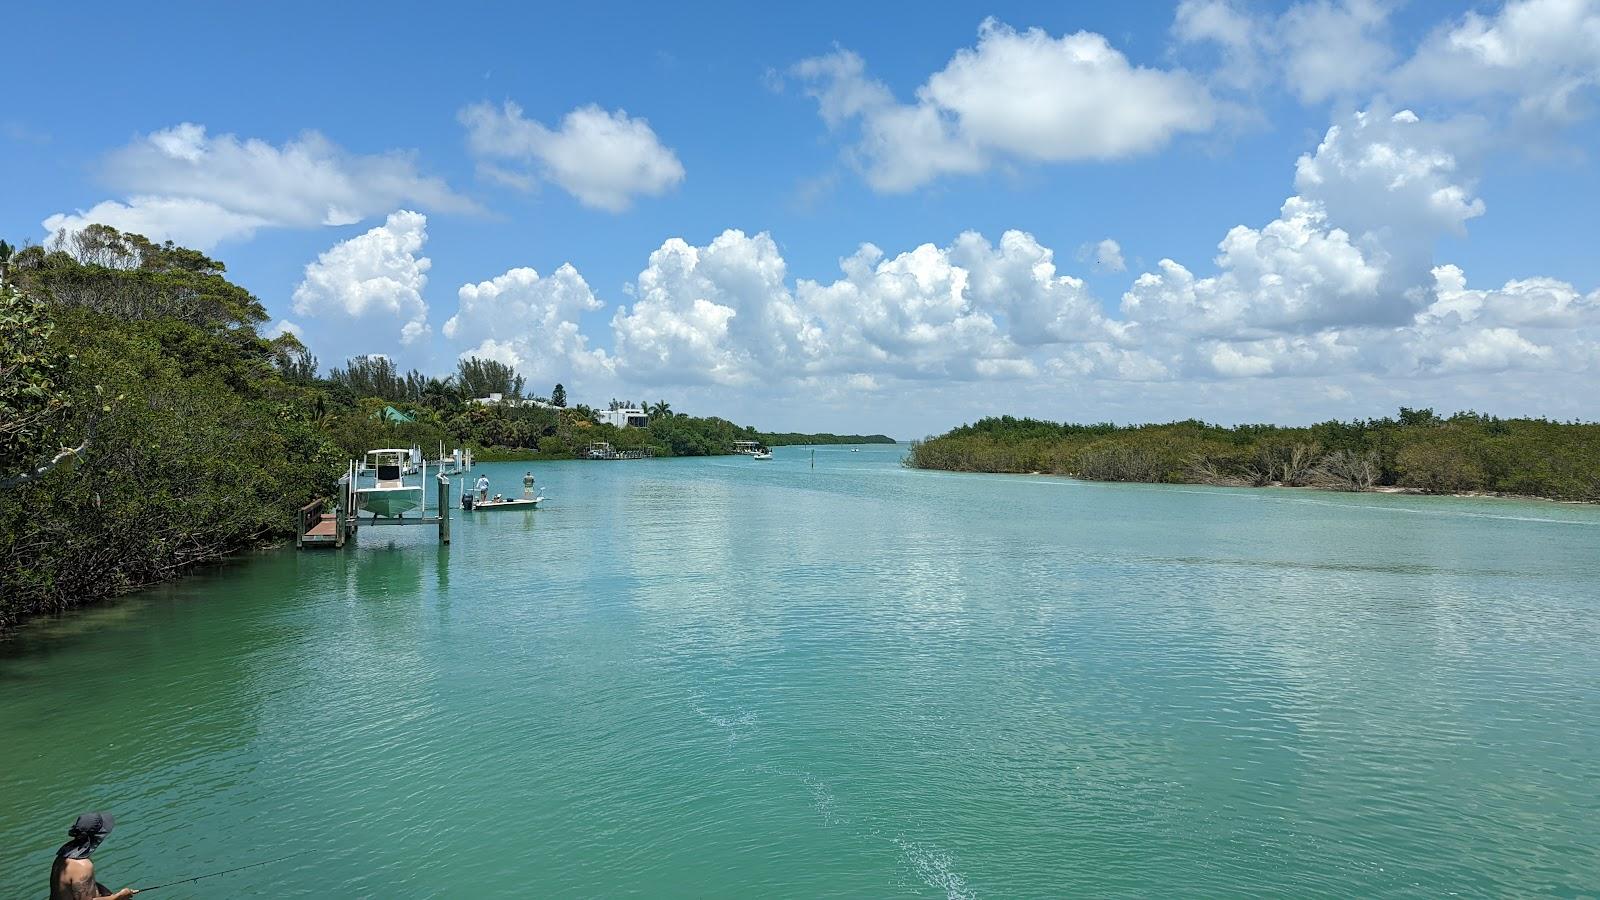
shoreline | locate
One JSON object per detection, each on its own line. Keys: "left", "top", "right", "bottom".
{"left": 929, "top": 467, "right": 1600, "bottom": 506}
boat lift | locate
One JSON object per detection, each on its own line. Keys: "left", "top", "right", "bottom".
{"left": 297, "top": 461, "right": 452, "bottom": 548}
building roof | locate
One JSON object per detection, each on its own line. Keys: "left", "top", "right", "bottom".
{"left": 376, "top": 405, "right": 415, "bottom": 423}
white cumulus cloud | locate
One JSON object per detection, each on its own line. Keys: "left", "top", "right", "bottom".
{"left": 460, "top": 101, "right": 685, "bottom": 211}
{"left": 43, "top": 123, "right": 473, "bottom": 249}
{"left": 444, "top": 263, "right": 610, "bottom": 380}
{"left": 291, "top": 210, "right": 433, "bottom": 361}
{"left": 1077, "top": 238, "right": 1127, "bottom": 273}
{"left": 1394, "top": 0, "right": 1600, "bottom": 124}
{"left": 606, "top": 227, "right": 1128, "bottom": 385}
{"left": 1170, "top": 0, "right": 1395, "bottom": 103}
{"left": 611, "top": 230, "right": 819, "bottom": 384}
{"left": 793, "top": 19, "right": 1216, "bottom": 191}
{"left": 1123, "top": 107, "right": 1484, "bottom": 337}
{"left": 1172, "top": 0, "right": 1267, "bottom": 89}
{"left": 43, "top": 196, "right": 266, "bottom": 252}
{"left": 1278, "top": 0, "right": 1394, "bottom": 103}
{"left": 1174, "top": 0, "right": 1600, "bottom": 138}
{"left": 797, "top": 240, "right": 1026, "bottom": 380}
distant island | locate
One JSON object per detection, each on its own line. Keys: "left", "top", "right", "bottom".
{"left": 908, "top": 414, "right": 1600, "bottom": 502}
{"left": 761, "top": 432, "right": 896, "bottom": 447}
{"left": 0, "top": 226, "right": 890, "bottom": 628}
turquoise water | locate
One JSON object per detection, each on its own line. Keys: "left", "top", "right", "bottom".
{"left": 3, "top": 445, "right": 1599, "bottom": 897}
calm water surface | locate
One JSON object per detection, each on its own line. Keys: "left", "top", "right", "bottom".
{"left": 3, "top": 445, "right": 1599, "bottom": 897}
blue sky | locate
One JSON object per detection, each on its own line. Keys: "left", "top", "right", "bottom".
{"left": 4, "top": 1, "right": 1599, "bottom": 435}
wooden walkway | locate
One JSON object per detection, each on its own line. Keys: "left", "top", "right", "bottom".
{"left": 296, "top": 497, "right": 351, "bottom": 548}
{"left": 302, "top": 512, "right": 340, "bottom": 542}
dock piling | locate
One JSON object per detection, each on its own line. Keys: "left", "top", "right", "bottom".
{"left": 437, "top": 474, "right": 451, "bottom": 545}
{"left": 336, "top": 471, "right": 351, "bottom": 548}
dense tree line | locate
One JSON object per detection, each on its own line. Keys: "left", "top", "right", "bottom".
{"left": 1, "top": 227, "right": 340, "bottom": 627}
{"left": 906, "top": 412, "right": 1600, "bottom": 501}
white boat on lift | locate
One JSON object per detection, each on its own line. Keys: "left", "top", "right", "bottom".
{"left": 357, "top": 446, "right": 423, "bottom": 476}
{"left": 354, "top": 449, "right": 424, "bottom": 517}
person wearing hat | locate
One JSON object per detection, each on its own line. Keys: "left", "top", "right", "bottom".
{"left": 50, "top": 812, "right": 135, "bottom": 899}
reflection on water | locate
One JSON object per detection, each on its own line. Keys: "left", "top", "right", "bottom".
{"left": 2, "top": 447, "right": 1598, "bottom": 896}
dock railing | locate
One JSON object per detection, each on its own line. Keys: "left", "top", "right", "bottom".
{"left": 296, "top": 497, "right": 324, "bottom": 549}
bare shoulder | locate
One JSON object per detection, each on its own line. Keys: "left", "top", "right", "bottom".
{"left": 51, "top": 857, "right": 96, "bottom": 900}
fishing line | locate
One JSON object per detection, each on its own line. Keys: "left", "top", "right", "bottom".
{"left": 136, "top": 849, "right": 314, "bottom": 893}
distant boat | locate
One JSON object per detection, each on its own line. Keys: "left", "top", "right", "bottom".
{"left": 354, "top": 449, "right": 424, "bottom": 517}
{"left": 753, "top": 449, "right": 773, "bottom": 460}
{"left": 850, "top": 448, "right": 860, "bottom": 452}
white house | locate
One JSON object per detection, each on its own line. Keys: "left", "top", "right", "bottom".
{"left": 472, "top": 393, "right": 556, "bottom": 409}
{"left": 599, "top": 407, "right": 649, "bottom": 428}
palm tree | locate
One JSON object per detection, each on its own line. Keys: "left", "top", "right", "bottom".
{"left": 648, "top": 400, "right": 673, "bottom": 419}
{"left": 421, "top": 375, "right": 461, "bottom": 411}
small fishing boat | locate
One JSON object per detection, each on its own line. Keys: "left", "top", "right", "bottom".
{"left": 463, "top": 470, "right": 543, "bottom": 510}
{"left": 753, "top": 449, "right": 773, "bottom": 460}
{"left": 464, "top": 495, "right": 543, "bottom": 510}
{"left": 354, "top": 449, "right": 424, "bottom": 517}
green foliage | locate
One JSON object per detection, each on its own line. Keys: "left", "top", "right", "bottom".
{"left": 646, "top": 414, "right": 745, "bottom": 456}
{"left": 550, "top": 383, "right": 567, "bottom": 408}
{"left": 1, "top": 248, "right": 341, "bottom": 627}
{"left": 271, "top": 339, "right": 319, "bottom": 384}
{"left": 328, "top": 354, "right": 408, "bottom": 402}
{"left": 0, "top": 286, "right": 73, "bottom": 473}
{"left": 13, "top": 225, "right": 267, "bottom": 330}
{"left": 908, "top": 412, "right": 1600, "bottom": 502}
{"left": 455, "top": 357, "right": 524, "bottom": 399}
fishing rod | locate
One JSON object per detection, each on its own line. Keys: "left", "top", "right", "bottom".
{"left": 137, "top": 849, "right": 313, "bottom": 893}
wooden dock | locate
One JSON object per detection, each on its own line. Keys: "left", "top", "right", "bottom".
{"left": 296, "top": 497, "right": 352, "bottom": 548}
{"left": 583, "top": 442, "right": 654, "bottom": 460}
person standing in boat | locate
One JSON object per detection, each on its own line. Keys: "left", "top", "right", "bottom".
{"left": 475, "top": 473, "right": 490, "bottom": 504}
{"left": 522, "top": 471, "right": 536, "bottom": 499}
{"left": 50, "top": 812, "right": 135, "bottom": 899}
